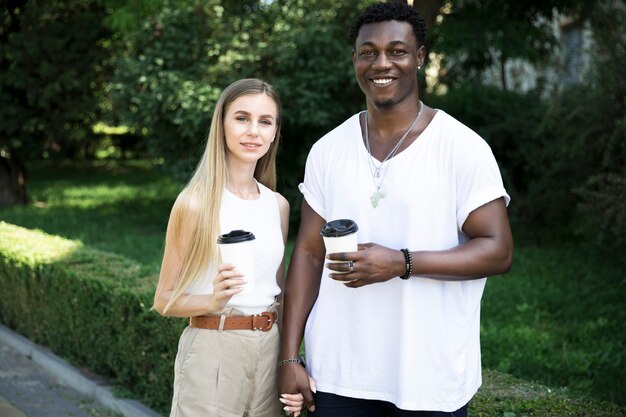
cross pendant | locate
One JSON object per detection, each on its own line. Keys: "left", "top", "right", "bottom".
{"left": 370, "top": 190, "right": 385, "bottom": 208}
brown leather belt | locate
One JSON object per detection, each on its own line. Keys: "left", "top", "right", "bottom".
{"left": 189, "top": 311, "right": 276, "bottom": 332}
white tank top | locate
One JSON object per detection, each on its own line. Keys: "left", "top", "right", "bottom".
{"left": 188, "top": 181, "right": 283, "bottom": 315}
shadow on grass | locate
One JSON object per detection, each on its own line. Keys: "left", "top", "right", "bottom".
{"left": 0, "top": 160, "right": 182, "bottom": 270}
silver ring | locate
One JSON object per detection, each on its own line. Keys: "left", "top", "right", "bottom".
{"left": 348, "top": 260, "right": 355, "bottom": 273}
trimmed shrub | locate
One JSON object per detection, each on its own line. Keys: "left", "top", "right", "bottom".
{"left": 3, "top": 222, "right": 625, "bottom": 416}
{"left": 0, "top": 221, "right": 183, "bottom": 413}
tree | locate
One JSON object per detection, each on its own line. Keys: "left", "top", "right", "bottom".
{"left": 0, "top": 0, "right": 110, "bottom": 205}
{"left": 430, "top": 0, "right": 596, "bottom": 90}
{"left": 107, "top": 0, "right": 367, "bottom": 181}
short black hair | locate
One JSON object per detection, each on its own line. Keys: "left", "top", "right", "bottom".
{"left": 349, "top": 2, "right": 426, "bottom": 48}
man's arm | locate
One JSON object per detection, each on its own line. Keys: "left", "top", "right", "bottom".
{"left": 328, "top": 198, "right": 513, "bottom": 286}
{"left": 278, "top": 201, "right": 326, "bottom": 412}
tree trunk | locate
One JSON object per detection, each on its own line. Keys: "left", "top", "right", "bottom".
{"left": 500, "top": 56, "right": 508, "bottom": 91}
{"left": 1, "top": 1, "right": 29, "bottom": 205}
{"left": 0, "top": 153, "right": 28, "bottom": 206}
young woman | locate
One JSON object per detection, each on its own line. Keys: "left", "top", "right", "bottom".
{"left": 154, "top": 79, "right": 304, "bottom": 417}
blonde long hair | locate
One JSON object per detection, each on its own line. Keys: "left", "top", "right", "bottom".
{"left": 164, "top": 79, "right": 282, "bottom": 313}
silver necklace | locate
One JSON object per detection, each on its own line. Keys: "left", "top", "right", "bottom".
{"left": 364, "top": 101, "right": 423, "bottom": 208}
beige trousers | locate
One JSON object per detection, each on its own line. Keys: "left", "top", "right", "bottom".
{"left": 169, "top": 313, "right": 280, "bottom": 417}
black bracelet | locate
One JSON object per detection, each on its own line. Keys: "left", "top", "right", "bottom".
{"left": 400, "top": 248, "right": 412, "bottom": 280}
{"left": 278, "top": 355, "right": 305, "bottom": 367}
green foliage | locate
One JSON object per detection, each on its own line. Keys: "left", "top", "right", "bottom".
{"left": 0, "top": 222, "right": 186, "bottom": 414}
{"left": 107, "top": 1, "right": 222, "bottom": 174}
{"left": 425, "top": 83, "right": 546, "bottom": 222}
{"left": 481, "top": 245, "right": 626, "bottom": 406}
{"left": 263, "top": 0, "right": 366, "bottom": 221}
{"left": 573, "top": 2, "right": 626, "bottom": 263}
{"left": 431, "top": 0, "right": 596, "bottom": 89}
{"left": 107, "top": 0, "right": 368, "bottom": 228}
{"left": 0, "top": 0, "right": 111, "bottom": 160}
{"left": 434, "top": 2, "right": 553, "bottom": 87}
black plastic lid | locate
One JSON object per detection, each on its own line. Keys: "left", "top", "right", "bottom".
{"left": 217, "top": 230, "right": 256, "bottom": 244}
{"left": 320, "top": 219, "right": 359, "bottom": 238}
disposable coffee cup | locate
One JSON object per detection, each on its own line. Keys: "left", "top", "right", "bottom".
{"left": 217, "top": 230, "right": 256, "bottom": 294}
{"left": 320, "top": 219, "right": 358, "bottom": 275}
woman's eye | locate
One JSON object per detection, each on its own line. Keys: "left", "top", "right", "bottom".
{"left": 236, "top": 116, "right": 249, "bottom": 122}
{"left": 260, "top": 120, "right": 273, "bottom": 126}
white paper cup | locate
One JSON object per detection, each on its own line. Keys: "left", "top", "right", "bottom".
{"left": 217, "top": 230, "right": 256, "bottom": 294}
{"left": 320, "top": 219, "right": 358, "bottom": 275}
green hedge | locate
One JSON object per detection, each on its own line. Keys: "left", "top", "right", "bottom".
{"left": 2, "top": 221, "right": 625, "bottom": 417}
{"left": 0, "top": 221, "right": 184, "bottom": 414}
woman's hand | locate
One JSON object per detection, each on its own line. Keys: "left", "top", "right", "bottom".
{"left": 279, "top": 376, "right": 317, "bottom": 416}
{"left": 208, "top": 263, "right": 246, "bottom": 313}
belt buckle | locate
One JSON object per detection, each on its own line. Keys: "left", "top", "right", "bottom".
{"left": 252, "top": 311, "right": 274, "bottom": 332}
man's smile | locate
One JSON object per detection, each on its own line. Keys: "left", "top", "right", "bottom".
{"left": 372, "top": 77, "right": 394, "bottom": 85}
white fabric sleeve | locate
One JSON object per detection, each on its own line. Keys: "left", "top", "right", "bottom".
{"left": 298, "top": 143, "right": 326, "bottom": 220}
{"left": 456, "top": 138, "right": 510, "bottom": 229}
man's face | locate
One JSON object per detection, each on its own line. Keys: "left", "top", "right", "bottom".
{"left": 352, "top": 20, "right": 422, "bottom": 109}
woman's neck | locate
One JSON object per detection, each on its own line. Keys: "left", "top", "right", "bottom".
{"left": 226, "top": 165, "right": 259, "bottom": 200}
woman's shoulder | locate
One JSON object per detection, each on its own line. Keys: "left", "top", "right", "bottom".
{"left": 255, "top": 182, "right": 289, "bottom": 213}
{"left": 273, "top": 191, "right": 290, "bottom": 214}
{"left": 274, "top": 192, "right": 290, "bottom": 236}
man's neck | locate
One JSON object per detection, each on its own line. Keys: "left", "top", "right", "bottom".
{"left": 366, "top": 97, "right": 422, "bottom": 139}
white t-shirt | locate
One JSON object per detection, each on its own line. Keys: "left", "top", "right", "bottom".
{"left": 299, "top": 110, "right": 510, "bottom": 411}
{"left": 188, "top": 181, "right": 283, "bottom": 315}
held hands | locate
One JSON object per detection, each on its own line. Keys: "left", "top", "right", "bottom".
{"left": 279, "top": 364, "right": 317, "bottom": 416}
{"left": 326, "top": 243, "right": 405, "bottom": 288}
{"left": 208, "top": 263, "right": 246, "bottom": 312}
{"left": 279, "top": 376, "right": 316, "bottom": 416}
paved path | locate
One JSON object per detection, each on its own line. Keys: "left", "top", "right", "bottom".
{"left": 0, "top": 324, "right": 163, "bottom": 417}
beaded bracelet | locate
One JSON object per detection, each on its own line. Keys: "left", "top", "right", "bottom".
{"left": 278, "top": 355, "right": 305, "bottom": 367}
{"left": 400, "top": 248, "right": 413, "bottom": 280}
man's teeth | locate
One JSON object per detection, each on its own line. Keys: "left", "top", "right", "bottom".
{"left": 373, "top": 78, "right": 393, "bottom": 84}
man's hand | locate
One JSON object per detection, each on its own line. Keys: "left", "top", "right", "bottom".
{"left": 278, "top": 364, "right": 316, "bottom": 415}
{"left": 326, "top": 243, "right": 404, "bottom": 288}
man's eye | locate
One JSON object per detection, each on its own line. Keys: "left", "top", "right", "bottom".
{"left": 391, "top": 49, "right": 407, "bottom": 55}
{"left": 360, "top": 50, "right": 375, "bottom": 56}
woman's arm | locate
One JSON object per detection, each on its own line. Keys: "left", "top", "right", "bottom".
{"left": 153, "top": 196, "right": 245, "bottom": 317}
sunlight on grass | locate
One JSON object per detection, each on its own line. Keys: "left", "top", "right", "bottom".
{"left": 0, "top": 161, "right": 181, "bottom": 268}
{"left": 0, "top": 221, "right": 81, "bottom": 264}
{"left": 47, "top": 184, "right": 174, "bottom": 208}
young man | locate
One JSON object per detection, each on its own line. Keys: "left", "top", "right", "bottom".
{"left": 278, "top": 3, "right": 513, "bottom": 416}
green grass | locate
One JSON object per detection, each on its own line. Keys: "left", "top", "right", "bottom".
{"left": 473, "top": 369, "right": 625, "bottom": 416}
{"left": 481, "top": 243, "right": 625, "bottom": 406}
{"left": 1, "top": 160, "right": 625, "bottom": 415}
{"left": 0, "top": 160, "right": 181, "bottom": 274}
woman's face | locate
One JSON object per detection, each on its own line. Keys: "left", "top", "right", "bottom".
{"left": 223, "top": 93, "right": 278, "bottom": 166}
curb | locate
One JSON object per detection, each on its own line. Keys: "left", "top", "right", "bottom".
{"left": 0, "top": 324, "right": 163, "bottom": 417}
